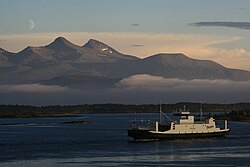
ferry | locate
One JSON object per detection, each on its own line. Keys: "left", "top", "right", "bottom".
{"left": 128, "top": 105, "right": 230, "bottom": 140}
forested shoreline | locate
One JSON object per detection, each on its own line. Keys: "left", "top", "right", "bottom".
{"left": 0, "top": 103, "right": 250, "bottom": 118}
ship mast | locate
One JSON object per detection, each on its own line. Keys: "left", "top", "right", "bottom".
{"left": 159, "top": 101, "right": 172, "bottom": 124}
{"left": 200, "top": 101, "right": 203, "bottom": 121}
{"left": 160, "top": 101, "right": 162, "bottom": 124}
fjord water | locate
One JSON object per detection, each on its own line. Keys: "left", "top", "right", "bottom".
{"left": 0, "top": 114, "right": 249, "bottom": 167}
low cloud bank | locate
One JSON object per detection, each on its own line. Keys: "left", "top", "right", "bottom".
{"left": 0, "top": 75, "right": 250, "bottom": 105}
{"left": 0, "top": 84, "right": 69, "bottom": 93}
{"left": 118, "top": 74, "right": 250, "bottom": 91}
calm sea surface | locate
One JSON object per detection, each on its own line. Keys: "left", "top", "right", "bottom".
{"left": 0, "top": 113, "right": 249, "bottom": 167}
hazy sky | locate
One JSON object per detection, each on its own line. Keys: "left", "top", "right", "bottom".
{"left": 1, "top": 0, "right": 250, "bottom": 70}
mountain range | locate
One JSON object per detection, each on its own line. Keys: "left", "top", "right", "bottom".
{"left": 1, "top": 37, "right": 250, "bottom": 89}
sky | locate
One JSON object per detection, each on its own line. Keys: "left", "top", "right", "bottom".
{"left": 1, "top": 0, "right": 250, "bottom": 71}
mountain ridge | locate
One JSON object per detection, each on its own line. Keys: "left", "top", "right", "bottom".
{"left": 0, "top": 36, "right": 250, "bottom": 86}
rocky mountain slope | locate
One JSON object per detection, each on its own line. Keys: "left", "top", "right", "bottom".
{"left": 1, "top": 37, "right": 250, "bottom": 87}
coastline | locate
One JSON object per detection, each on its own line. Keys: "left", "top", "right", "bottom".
{"left": 0, "top": 103, "right": 250, "bottom": 120}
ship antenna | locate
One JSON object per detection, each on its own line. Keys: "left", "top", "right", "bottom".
{"left": 160, "top": 101, "right": 162, "bottom": 124}
{"left": 200, "top": 101, "right": 203, "bottom": 121}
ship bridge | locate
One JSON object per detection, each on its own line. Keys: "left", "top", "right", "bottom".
{"left": 179, "top": 111, "right": 194, "bottom": 124}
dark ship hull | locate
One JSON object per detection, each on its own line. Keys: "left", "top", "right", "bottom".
{"left": 128, "top": 129, "right": 230, "bottom": 140}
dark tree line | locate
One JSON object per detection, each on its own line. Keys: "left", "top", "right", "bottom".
{"left": 0, "top": 103, "right": 250, "bottom": 118}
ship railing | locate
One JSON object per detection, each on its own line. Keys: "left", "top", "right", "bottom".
{"left": 131, "top": 118, "right": 155, "bottom": 130}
